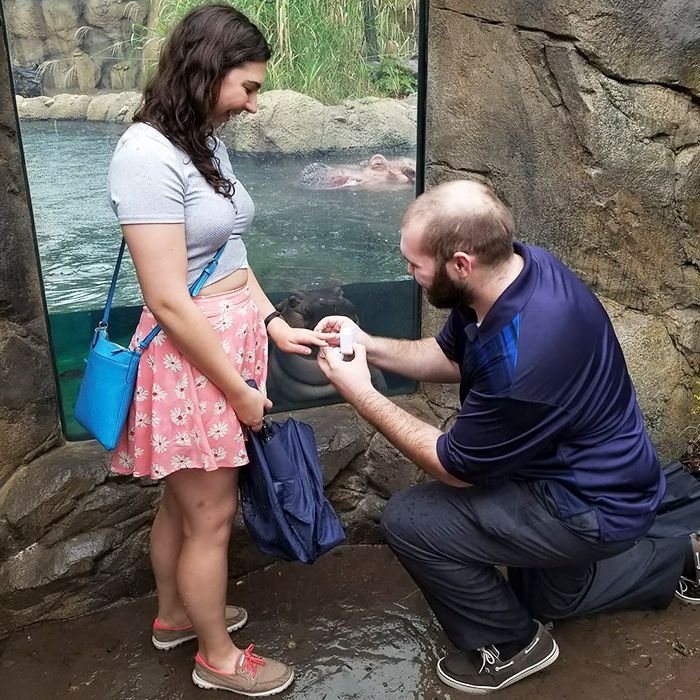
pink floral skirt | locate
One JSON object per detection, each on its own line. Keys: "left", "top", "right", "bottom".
{"left": 111, "top": 286, "right": 267, "bottom": 479}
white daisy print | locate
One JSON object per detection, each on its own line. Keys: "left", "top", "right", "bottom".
{"left": 237, "top": 448, "right": 248, "bottom": 462}
{"left": 236, "top": 323, "right": 249, "bottom": 339}
{"left": 245, "top": 350, "right": 255, "bottom": 362}
{"left": 170, "top": 407, "right": 189, "bottom": 426}
{"left": 151, "top": 412, "right": 161, "bottom": 427}
{"left": 234, "top": 349, "right": 244, "bottom": 366}
{"left": 163, "top": 353, "right": 182, "bottom": 372}
{"left": 198, "top": 400, "right": 208, "bottom": 414}
{"left": 183, "top": 399, "right": 194, "bottom": 415}
{"left": 240, "top": 368, "right": 252, "bottom": 380}
{"left": 202, "top": 455, "right": 210, "bottom": 469}
{"left": 135, "top": 411, "right": 151, "bottom": 428}
{"left": 151, "top": 384, "right": 167, "bottom": 402}
{"left": 175, "top": 432, "right": 192, "bottom": 447}
{"left": 214, "top": 399, "right": 227, "bottom": 415}
{"left": 212, "top": 446, "right": 227, "bottom": 461}
{"left": 171, "top": 454, "right": 192, "bottom": 469}
{"left": 233, "top": 429, "right": 244, "bottom": 443}
{"left": 134, "top": 447, "right": 145, "bottom": 457}
{"left": 117, "top": 451, "right": 134, "bottom": 470}
{"left": 151, "top": 434, "right": 170, "bottom": 454}
{"left": 134, "top": 386, "right": 148, "bottom": 402}
{"left": 222, "top": 338, "right": 231, "bottom": 354}
{"left": 152, "top": 463, "right": 167, "bottom": 479}
{"left": 152, "top": 330, "right": 167, "bottom": 346}
{"left": 207, "top": 422, "right": 229, "bottom": 440}
{"left": 218, "top": 299, "right": 233, "bottom": 314}
{"left": 175, "top": 375, "right": 189, "bottom": 399}
{"left": 192, "top": 429, "right": 202, "bottom": 445}
{"left": 255, "top": 360, "right": 264, "bottom": 375}
{"left": 214, "top": 314, "right": 233, "bottom": 331}
{"left": 128, "top": 426, "right": 136, "bottom": 439}
{"left": 146, "top": 355, "right": 156, "bottom": 370}
{"left": 194, "top": 375, "right": 209, "bottom": 391}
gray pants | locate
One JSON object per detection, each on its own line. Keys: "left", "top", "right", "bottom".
{"left": 380, "top": 473, "right": 692, "bottom": 651}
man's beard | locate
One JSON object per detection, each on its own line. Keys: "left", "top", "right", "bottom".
{"left": 425, "top": 261, "right": 475, "bottom": 309}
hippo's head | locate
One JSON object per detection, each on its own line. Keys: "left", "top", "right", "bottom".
{"left": 275, "top": 287, "right": 359, "bottom": 329}
{"left": 366, "top": 154, "right": 416, "bottom": 184}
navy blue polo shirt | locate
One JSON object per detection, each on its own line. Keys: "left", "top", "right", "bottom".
{"left": 435, "top": 242, "right": 665, "bottom": 542}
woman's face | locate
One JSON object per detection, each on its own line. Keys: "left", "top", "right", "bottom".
{"left": 211, "top": 61, "right": 267, "bottom": 128}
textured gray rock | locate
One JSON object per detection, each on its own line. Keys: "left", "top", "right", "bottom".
{"left": 0, "top": 21, "right": 61, "bottom": 489}
{"left": 428, "top": 0, "right": 700, "bottom": 460}
{"left": 15, "top": 88, "right": 417, "bottom": 154}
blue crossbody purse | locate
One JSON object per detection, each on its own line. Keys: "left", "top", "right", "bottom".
{"left": 74, "top": 238, "right": 228, "bottom": 450}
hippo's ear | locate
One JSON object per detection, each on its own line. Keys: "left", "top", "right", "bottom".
{"left": 286, "top": 292, "right": 305, "bottom": 308}
{"left": 369, "top": 154, "right": 389, "bottom": 170}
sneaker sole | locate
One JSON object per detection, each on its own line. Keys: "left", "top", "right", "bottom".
{"left": 436, "top": 640, "right": 560, "bottom": 695}
{"left": 191, "top": 669, "right": 295, "bottom": 696}
{"left": 674, "top": 591, "right": 700, "bottom": 605}
{"left": 152, "top": 610, "right": 249, "bottom": 651}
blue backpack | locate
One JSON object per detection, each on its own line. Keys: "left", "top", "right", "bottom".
{"left": 239, "top": 415, "right": 345, "bottom": 564}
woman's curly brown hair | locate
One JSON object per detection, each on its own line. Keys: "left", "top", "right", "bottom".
{"left": 134, "top": 4, "right": 271, "bottom": 198}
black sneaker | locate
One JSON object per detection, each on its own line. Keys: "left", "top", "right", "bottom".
{"left": 675, "top": 532, "right": 700, "bottom": 605}
{"left": 436, "top": 621, "right": 559, "bottom": 694}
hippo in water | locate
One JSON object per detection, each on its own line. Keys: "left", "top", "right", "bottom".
{"left": 300, "top": 154, "right": 416, "bottom": 190}
{"left": 267, "top": 287, "right": 387, "bottom": 405}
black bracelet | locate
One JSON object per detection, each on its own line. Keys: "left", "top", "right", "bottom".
{"left": 263, "top": 310, "right": 283, "bottom": 327}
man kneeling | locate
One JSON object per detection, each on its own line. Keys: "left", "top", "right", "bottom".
{"left": 315, "top": 180, "right": 698, "bottom": 694}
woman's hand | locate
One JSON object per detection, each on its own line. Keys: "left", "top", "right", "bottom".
{"left": 314, "top": 316, "right": 370, "bottom": 347}
{"left": 267, "top": 316, "right": 332, "bottom": 355}
{"left": 229, "top": 384, "right": 272, "bottom": 431}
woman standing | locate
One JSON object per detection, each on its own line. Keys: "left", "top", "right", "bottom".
{"left": 109, "top": 4, "right": 324, "bottom": 695}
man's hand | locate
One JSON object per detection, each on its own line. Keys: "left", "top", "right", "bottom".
{"left": 317, "top": 342, "right": 376, "bottom": 404}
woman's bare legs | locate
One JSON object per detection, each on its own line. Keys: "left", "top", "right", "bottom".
{"left": 162, "top": 467, "right": 241, "bottom": 672}
{"left": 150, "top": 483, "right": 189, "bottom": 626}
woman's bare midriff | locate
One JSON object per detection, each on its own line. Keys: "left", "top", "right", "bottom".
{"left": 198, "top": 267, "right": 249, "bottom": 296}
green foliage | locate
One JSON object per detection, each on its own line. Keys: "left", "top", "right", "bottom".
{"left": 144, "top": 0, "right": 417, "bottom": 103}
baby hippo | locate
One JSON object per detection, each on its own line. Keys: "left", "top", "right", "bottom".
{"left": 300, "top": 154, "right": 416, "bottom": 190}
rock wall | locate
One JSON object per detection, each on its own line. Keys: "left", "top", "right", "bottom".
{"left": 427, "top": 0, "right": 700, "bottom": 460}
{"left": 0, "top": 10, "right": 61, "bottom": 490}
{"left": 14, "top": 89, "right": 418, "bottom": 155}
{"left": 4, "top": 0, "right": 150, "bottom": 91}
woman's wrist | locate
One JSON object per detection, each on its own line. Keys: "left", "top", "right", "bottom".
{"left": 265, "top": 314, "right": 289, "bottom": 341}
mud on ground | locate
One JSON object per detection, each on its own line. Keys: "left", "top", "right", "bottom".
{"left": 0, "top": 545, "right": 698, "bottom": 699}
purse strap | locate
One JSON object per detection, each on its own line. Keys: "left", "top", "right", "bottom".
{"left": 98, "top": 237, "right": 229, "bottom": 351}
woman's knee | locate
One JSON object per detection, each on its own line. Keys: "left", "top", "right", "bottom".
{"left": 183, "top": 493, "right": 237, "bottom": 538}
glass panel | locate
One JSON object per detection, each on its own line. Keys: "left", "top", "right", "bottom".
{"left": 6, "top": 1, "right": 421, "bottom": 439}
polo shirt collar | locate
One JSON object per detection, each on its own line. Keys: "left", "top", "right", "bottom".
{"left": 462, "top": 241, "right": 537, "bottom": 343}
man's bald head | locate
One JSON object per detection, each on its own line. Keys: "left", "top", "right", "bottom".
{"left": 402, "top": 180, "right": 515, "bottom": 268}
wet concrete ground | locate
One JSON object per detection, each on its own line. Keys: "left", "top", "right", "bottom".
{"left": 1, "top": 545, "right": 699, "bottom": 699}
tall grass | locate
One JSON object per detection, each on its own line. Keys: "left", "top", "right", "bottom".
{"left": 147, "top": 0, "right": 417, "bottom": 103}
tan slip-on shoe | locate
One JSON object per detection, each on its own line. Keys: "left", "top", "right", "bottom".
{"left": 152, "top": 605, "right": 248, "bottom": 650}
{"left": 192, "top": 644, "right": 294, "bottom": 696}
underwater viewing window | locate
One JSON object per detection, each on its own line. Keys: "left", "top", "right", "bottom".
{"left": 4, "top": 0, "right": 425, "bottom": 440}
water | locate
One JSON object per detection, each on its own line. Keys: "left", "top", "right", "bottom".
{"left": 20, "top": 120, "right": 415, "bottom": 313}
{"left": 19, "top": 120, "right": 420, "bottom": 437}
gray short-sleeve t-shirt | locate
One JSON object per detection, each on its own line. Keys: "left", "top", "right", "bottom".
{"left": 108, "top": 122, "right": 254, "bottom": 287}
